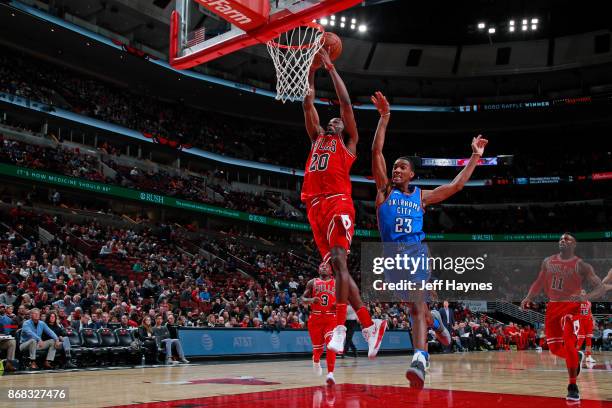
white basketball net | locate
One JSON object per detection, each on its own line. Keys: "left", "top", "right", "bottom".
{"left": 266, "top": 25, "right": 324, "bottom": 103}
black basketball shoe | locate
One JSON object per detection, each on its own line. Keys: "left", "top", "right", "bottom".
{"left": 566, "top": 383, "right": 580, "bottom": 402}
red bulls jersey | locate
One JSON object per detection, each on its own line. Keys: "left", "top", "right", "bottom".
{"left": 311, "top": 278, "right": 336, "bottom": 316}
{"left": 301, "top": 133, "right": 355, "bottom": 202}
{"left": 579, "top": 300, "right": 592, "bottom": 318}
{"left": 542, "top": 254, "right": 583, "bottom": 301}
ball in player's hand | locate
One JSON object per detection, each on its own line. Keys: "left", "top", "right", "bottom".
{"left": 312, "top": 32, "right": 343, "bottom": 69}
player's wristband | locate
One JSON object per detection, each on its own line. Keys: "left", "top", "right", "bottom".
{"left": 381, "top": 112, "right": 390, "bottom": 117}
{"left": 324, "top": 64, "right": 335, "bottom": 72}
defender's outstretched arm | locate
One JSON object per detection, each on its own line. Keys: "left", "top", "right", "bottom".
{"left": 371, "top": 91, "right": 391, "bottom": 205}
{"left": 422, "top": 135, "right": 488, "bottom": 206}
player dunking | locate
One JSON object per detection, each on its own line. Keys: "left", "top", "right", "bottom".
{"left": 301, "top": 262, "right": 337, "bottom": 385}
{"left": 370, "top": 91, "right": 488, "bottom": 388}
{"left": 575, "top": 290, "right": 596, "bottom": 364}
{"left": 520, "top": 233, "right": 606, "bottom": 401}
{"left": 302, "top": 49, "right": 386, "bottom": 357}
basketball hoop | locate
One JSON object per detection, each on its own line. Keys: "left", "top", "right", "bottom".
{"left": 266, "top": 23, "right": 325, "bottom": 103}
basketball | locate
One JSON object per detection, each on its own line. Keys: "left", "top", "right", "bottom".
{"left": 312, "top": 32, "right": 343, "bottom": 69}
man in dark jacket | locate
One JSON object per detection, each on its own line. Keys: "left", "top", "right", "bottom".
{"left": 437, "top": 300, "right": 455, "bottom": 352}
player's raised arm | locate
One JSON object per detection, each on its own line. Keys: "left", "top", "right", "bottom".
{"left": 422, "top": 135, "right": 488, "bottom": 206}
{"left": 579, "top": 261, "right": 607, "bottom": 301}
{"left": 303, "top": 69, "right": 323, "bottom": 141}
{"left": 370, "top": 91, "right": 391, "bottom": 205}
{"left": 301, "top": 278, "right": 320, "bottom": 305}
{"left": 320, "top": 49, "right": 358, "bottom": 154}
{"left": 520, "top": 260, "right": 547, "bottom": 309}
{"left": 604, "top": 268, "right": 612, "bottom": 285}
{"left": 603, "top": 268, "right": 612, "bottom": 292}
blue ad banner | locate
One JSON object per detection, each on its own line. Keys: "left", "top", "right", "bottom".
{"left": 178, "top": 328, "right": 412, "bottom": 357}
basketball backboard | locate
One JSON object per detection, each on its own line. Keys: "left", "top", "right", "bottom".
{"left": 169, "top": 0, "right": 361, "bottom": 69}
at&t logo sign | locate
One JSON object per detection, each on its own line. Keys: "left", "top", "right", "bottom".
{"left": 201, "top": 334, "right": 214, "bottom": 351}
{"left": 270, "top": 334, "right": 280, "bottom": 349}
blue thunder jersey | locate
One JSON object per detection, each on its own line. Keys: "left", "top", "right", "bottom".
{"left": 377, "top": 186, "right": 425, "bottom": 243}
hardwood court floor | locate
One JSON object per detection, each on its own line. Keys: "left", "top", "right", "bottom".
{"left": 3, "top": 351, "right": 611, "bottom": 408}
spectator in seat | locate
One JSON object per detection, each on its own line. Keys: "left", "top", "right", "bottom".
{"left": 20, "top": 293, "right": 35, "bottom": 310}
{"left": 449, "top": 322, "right": 465, "bottom": 352}
{"left": 603, "top": 323, "right": 612, "bottom": 351}
{"left": 14, "top": 305, "right": 28, "bottom": 328}
{"left": 57, "top": 308, "right": 71, "bottom": 328}
{"left": 288, "top": 315, "right": 301, "bottom": 329}
{"left": 19, "top": 308, "right": 60, "bottom": 369}
{"left": 165, "top": 314, "right": 179, "bottom": 338}
{"left": 198, "top": 286, "right": 210, "bottom": 303}
{"left": 592, "top": 323, "right": 603, "bottom": 351}
{"left": 132, "top": 261, "right": 143, "bottom": 273}
{"left": 72, "top": 313, "right": 91, "bottom": 332}
{"left": 239, "top": 315, "right": 251, "bottom": 328}
{"left": 90, "top": 312, "right": 101, "bottom": 329}
{"left": 288, "top": 277, "right": 299, "bottom": 294}
{"left": 52, "top": 295, "right": 72, "bottom": 313}
{"left": 0, "top": 285, "right": 18, "bottom": 307}
{"left": 137, "top": 316, "right": 157, "bottom": 361}
{"left": 96, "top": 312, "right": 111, "bottom": 329}
{"left": 0, "top": 304, "right": 17, "bottom": 371}
{"left": 142, "top": 274, "right": 156, "bottom": 298}
{"left": 153, "top": 315, "right": 189, "bottom": 364}
{"left": 178, "top": 315, "right": 193, "bottom": 328}
{"left": 44, "top": 312, "right": 76, "bottom": 368}
{"left": 99, "top": 243, "right": 112, "bottom": 257}
{"left": 457, "top": 322, "right": 474, "bottom": 351}
{"left": 120, "top": 314, "right": 138, "bottom": 329}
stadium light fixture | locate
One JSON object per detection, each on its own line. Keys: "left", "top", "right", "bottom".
{"left": 351, "top": 18, "right": 356, "bottom": 24}
{"left": 509, "top": 20, "right": 515, "bottom": 26}
{"left": 320, "top": 18, "right": 328, "bottom": 26}
{"left": 340, "top": 22, "right": 345, "bottom": 28}
{"left": 531, "top": 18, "right": 539, "bottom": 24}
{"left": 522, "top": 25, "right": 528, "bottom": 31}
{"left": 488, "top": 27, "right": 496, "bottom": 34}
{"left": 509, "top": 26, "right": 515, "bottom": 32}
{"left": 341, "top": 16, "right": 346, "bottom": 22}
{"left": 350, "top": 24, "right": 356, "bottom": 30}
{"left": 331, "top": 15, "right": 335, "bottom": 20}
{"left": 477, "top": 22, "right": 485, "bottom": 29}
{"left": 531, "top": 24, "right": 537, "bottom": 30}
{"left": 522, "top": 19, "right": 528, "bottom": 25}
{"left": 330, "top": 20, "right": 335, "bottom": 26}
{"left": 358, "top": 24, "right": 367, "bottom": 32}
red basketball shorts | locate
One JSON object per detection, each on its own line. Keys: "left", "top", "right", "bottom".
{"left": 545, "top": 302, "right": 581, "bottom": 346}
{"left": 306, "top": 194, "right": 355, "bottom": 262}
{"left": 577, "top": 316, "right": 593, "bottom": 339}
{"left": 308, "top": 315, "right": 336, "bottom": 351}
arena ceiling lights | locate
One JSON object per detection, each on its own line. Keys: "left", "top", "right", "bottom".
{"left": 316, "top": 15, "right": 366, "bottom": 32}
{"left": 476, "top": 17, "right": 539, "bottom": 36}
